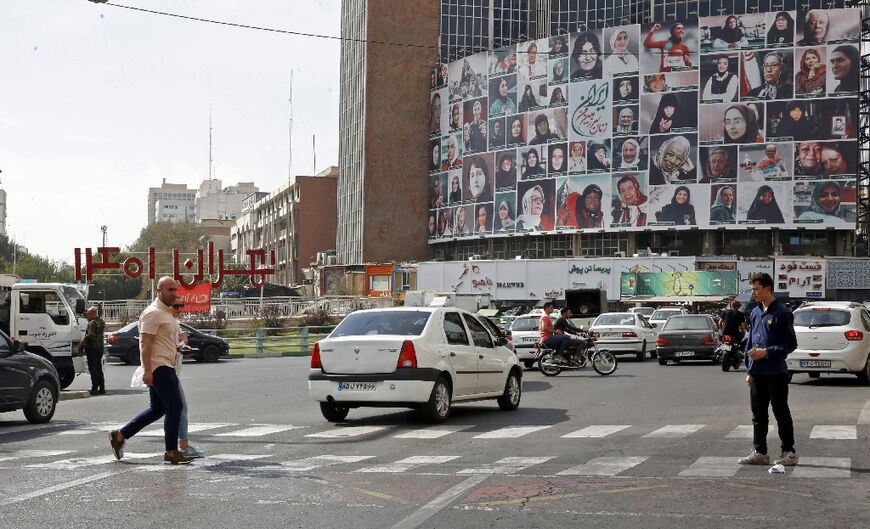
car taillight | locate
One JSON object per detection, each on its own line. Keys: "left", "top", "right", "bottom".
{"left": 107, "top": 335, "right": 118, "bottom": 345}
{"left": 622, "top": 331, "right": 637, "bottom": 338}
{"left": 397, "top": 340, "right": 418, "bottom": 368}
{"left": 310, "top": 342, "right": 322, "bottom": 369}
{"left": 722, "top": 335, "right": 733, "bottom": 343}
{"left": 656, "top": 337, "right": 668, "bottom": 346}
{"left": 701, "top": 335, "right": 715, "bottom": 345}
{"left": 845, "top": 330, "right": 864, "bottom": 341}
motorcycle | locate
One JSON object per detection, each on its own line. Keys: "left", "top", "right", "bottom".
{"left": 719, "top": 334, "right": 742, "bottom": 372}
{"left": 535, "top": 331, "right": 618, "bottom": 376}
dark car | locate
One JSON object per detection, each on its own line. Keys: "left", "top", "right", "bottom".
{"left": 656, "top": 315, "right": 720, "bottom": 366}
{"left": 0, "top": 330, "right": 59, "bottom": 423}
{"left": 106, "top": 322, "right": 230, "bottom": 365}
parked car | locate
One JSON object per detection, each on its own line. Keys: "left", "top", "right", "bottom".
{"left": 308, "top": 307, "right": 522, "bottom": 423}
{"left": 106, "top": 322, "right": 230, "bottom": 365}
{"left": 508, "top": 312, "right": 557, "bottom": 369}
{"left": 787, "top": 301, "right": 870, "bottom": 384}
{"left": 648, "top": 307, "right": 689, "bottom": 328}
{"left": 590, "top": 312, "right": 658, "bottom": 361}
{"left": 0, "top": 330, "right": 59, "bottom": 423}
{"left": 656, "top": 314, "right": 720, "bottom": 365}
{"left": 627, "top": 306, "right": 656, "bottom": 319}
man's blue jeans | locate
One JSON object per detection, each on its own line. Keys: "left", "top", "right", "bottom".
{"left": 543, "top": 334, "right": 571, "bottom": 358}
{"left": 120, "top": 365, "right": 183, "bottom": 452}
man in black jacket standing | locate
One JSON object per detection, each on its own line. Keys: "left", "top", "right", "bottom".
{"left": 738, "top": 273, "right": 799, "bottom": 467}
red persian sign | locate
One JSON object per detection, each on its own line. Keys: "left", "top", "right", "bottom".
{"left": 177, "top": 283, "right": 212, "bottom": 313}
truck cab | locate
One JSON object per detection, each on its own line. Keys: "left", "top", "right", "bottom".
{"left": 3, "top": 283, "right": 88, "bottom": 389}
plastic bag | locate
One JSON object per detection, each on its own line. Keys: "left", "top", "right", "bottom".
{"left": 130, "top": 365, "right": 146, "bottom": 389}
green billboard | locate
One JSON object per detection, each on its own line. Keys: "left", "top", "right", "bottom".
{"left": 620, "top": 271, "right": 737, "bottom": 298}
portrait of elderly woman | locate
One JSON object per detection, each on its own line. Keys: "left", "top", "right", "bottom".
{"left": 649, "top": 135, "right": 696, "bottom": 184}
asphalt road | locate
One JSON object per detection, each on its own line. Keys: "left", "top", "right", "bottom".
{"left": 1, "top": 356, "right": 869, "bottom": 529}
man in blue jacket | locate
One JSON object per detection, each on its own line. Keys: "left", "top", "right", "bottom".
{"left": 738, "top": 273, "right": 799, "bottom": 466}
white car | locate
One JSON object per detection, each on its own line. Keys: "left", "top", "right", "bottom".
{"left": 590, "top": 312, "right": 659, "bottom": 361}
{"left": 648, "top": 307, "right": 688, "bottom": 328}
{"left": 787, "top": 301, "right": 870, "bottom": 384}
{"left": 309, "top": 307, "right": 522, "bottom": 423}
{"left": 507, "top": 312, "right": 557, "bottom": 369}
{"left": 627, "top": 306, "right": 655, "bottom": 320}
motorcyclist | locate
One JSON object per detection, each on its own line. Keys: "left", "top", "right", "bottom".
{"left": 540, "top": 302, "right": 570, "bottom": 363}
{"left": 554, "top": 307, "right": 585, "bottom": 362}
{"left": 719, "top": 299, "right": 747, "bottom": 344}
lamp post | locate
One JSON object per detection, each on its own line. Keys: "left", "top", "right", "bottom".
{"left": 100, "top": 225, "right": 107, "bottom": 248}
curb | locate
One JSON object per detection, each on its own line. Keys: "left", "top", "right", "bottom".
{"left": 60, "top": 390, "right": 91, "bottom": 401}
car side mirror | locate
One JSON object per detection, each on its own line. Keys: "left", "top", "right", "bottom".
{"left": 75, "top": 298, "right": 86, "bottom": 315}
{"left": 13, "top": 340, "right": 25, "bottom": 353}
{"left": 652, "top": 323, "right": 658, "bottom": 328}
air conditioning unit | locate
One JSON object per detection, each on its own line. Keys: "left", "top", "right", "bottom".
{"left": 326, "top": 255, "right": 338, "bottom": 265}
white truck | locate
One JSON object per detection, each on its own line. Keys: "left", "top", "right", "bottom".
{"left": 0, "top": 282, "right": 89, "bottom": 389}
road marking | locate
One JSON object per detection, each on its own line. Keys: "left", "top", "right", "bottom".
{"left": 472, "top": 426, "right": 551, "bottom": 439}
{"left": 390, "top": 474, "right": 488, "bottom": 529}
{"left": 725, "top": 425, "right": 753, "bottom": 438}
{"left": 643, "top": 424, "right": 705, "bottom": 438}
{"left": 0, "top": 450, "right": 74, "bottom": 463}
{"left": 0, "top": 423, "right": 63, "bottom": 436}
{"left": 140, "top": 453, "right": 269, "bottom": 471}
{"left": 280, "top": 455, "right": 375, "bottom": 472}
{"left": 305, "top": 426, "right": 385, "bottom": 439}
{"left": 457, "top": 456, "right": 552, "bottom": 474}
{"left": 357, "top": 456, "right": 460, "bottom": 473}
{"left": 809, "top": 425, "right": 857, "bottom": 440}
{"left": 139, "top": 423, "right": 235, "bottom": 437}
{"left": 791, "top": 457, "right": 851, "bottom": 478}
{"left": 214, "top": 425, "right": 305, "bottom": 437}
{"left": 858, "top": 398, "right": 870, "bottom": 425}
{"left": 679, "top": 457, "right": 742, "bottom": 477}
{"left": 0, "top": 471, "right": 119, "bottom": 507}
{"left": 394, "top": 425, "right": 473, "bottom": 439}
{"left": 26, "top": 452, "right": 163, "bottom": 470}
{"left": 562, "top": 425, "right": 631, "bottom": 438}
{"left": 556, "top": 456, "right": 648, "bottom": 476}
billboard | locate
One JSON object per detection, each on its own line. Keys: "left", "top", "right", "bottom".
{"left": 620, "top": 271, "right": 738, "bottom": 297}
{"left": 428, "top": 7, "right": 860, "bottom": 241}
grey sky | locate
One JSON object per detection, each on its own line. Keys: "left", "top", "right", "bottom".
{"left": 0, "top": 1, "right": 340, "bottom": 263}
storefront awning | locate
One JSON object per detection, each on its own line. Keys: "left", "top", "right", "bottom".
{"left": 623, "top": 295, "right": 730, "bottom": 303}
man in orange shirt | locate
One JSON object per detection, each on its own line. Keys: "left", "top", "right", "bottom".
{"left": 540, "top": 301, "right": 571, "bottom": 363}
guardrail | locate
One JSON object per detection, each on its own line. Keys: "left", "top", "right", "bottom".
{"left": 196, "top": 325, "right": 336, "bottom": 356}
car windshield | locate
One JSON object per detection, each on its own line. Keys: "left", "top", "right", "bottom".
{"left": 330, "top": 311, "right": 431, "bottom": 337}
{"left": 663, "top": 316, "right": 711, "bottom": 331}
{"left": 61, "top": 286, "right": 85, "bottom": 311}
{"left": 511, "top": 318, "right": 540, "bottom": 331}
{"left": 650, "top": 310, "right": 680, "bottom": 320}
{"left": 595, "top": 314, "right": 635, "bottom": 326}
{"left": 793, "top": 309, "right": 851, "bottom": 328}
{"left": 632, "top": 308, "right": 655, "bottom": 317}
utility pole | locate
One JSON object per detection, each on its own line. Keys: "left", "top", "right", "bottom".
{"left": 288, "top": 70, "right": 294, "bottom": 179}
{"left": 312, "top": 134, "right": 316, "bottom": 174}
{"left": 100, "top": 225, "right": 107, "bottom": 248}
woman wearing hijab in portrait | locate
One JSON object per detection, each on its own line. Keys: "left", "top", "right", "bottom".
{"left": 604, "top": 28, "right": 639, "bottom": 77}
{"left": 649, "top": 135, "right": 695, "bottom": 184}
{"left": 569, "top": 142, "right": 587, "bottom": 172}
{"left": 442, "top": 135, "right": 462, "bottom": 171}
{"left": 747, "top": 185, "right": 785, "bottom": 223}
{"left": 490, "top": 120, "right": 506, "bottom": 150}
{"left": 465, "top": 156, "right": 493, "bottom": 202}
{"left": 794, "top": 48, "right": 826, "bottom": 95}
{"left": 767, "top": 11, "right": 794, "bottom": 46}
{"left": 588, "top": 142, "right": 611, "bottom": 171}
{"left": 614, "top": 78, "right": 637, "bottom": 103}
{"left": 495, "top": 152, "right": 516, "bottom": 189}
{"left": 489, "top": 78, "right": 517, "bottom": 116}
{"left": 507, "top": 115, "right": 525, "bottom": 147}
{"left": 618, "top": 138, "right": 642, "bottom": 169}
{"left": 551, "top": 60, "right": 568, "bottom": 84}
{"left": 710, "top": 186, "right": 737, "bottom": 222}
{"left": 576, "top": 184, "right": 605, "bottom": 228}
{"left": 430, "top": 176, "right": 445, "bottom": 209}
{"left": 448, "top": 174, "right": 462, "bottom": 204}
{"left": 656, "top": 186, "right": 696, "bottom": 225}
{"left": 648, "top": 93, "right": 687, "bottom": 134}
{"left": 612, "top": 174, "right": 648, "bottom": 226}
{"left": 701, "top": 56, "right": 739, "bottom": 102}
{"left": 430, "top": 141, "right": 441, "bottom": 173}
{"left": 712, "top": 15, "right": 749, "bottom": 48}
{"left": 775, "top": 101, "right": 814, "bottom": 141}
{"left": 518, "top": 84, "right": 539, "bottom": 112}
{"left": 644, "top": 22, "right": 692, "bottom": 72}
{"left": 495, "top": 200, "right": 516, "bottom": 231}
{"left": 831, "top": 45, "right": 860, "bottom": 93}
{"left": 549, "top": 87, "right": 567, "bottom": 106}
{"left": 516, "top": 184, "right": 554, "bottom": 231}
{"left": 615, "top": 107, "right": 637, "bottom": 135}
{"left": 454, "top": 207, "right": 470, "bottom": 236}
{"left": 529, "top": 114, "right": 560, "bottom": 145}
{"left": 549, "top": 145, "right": 567, "bottom": 175}
{"left": 797, "top": 181, "right": 845, "bottom": 222}
{"left": 723, "top": 104, "right": 763, "bottom": 143}
{"left": 754, "top": 144, "right": 789, "bottom": 179}
{"left": 521, "top": 148, "right": 545, "bottom": 179}
{"left": 571, "top": 31, "right": 603, "bottom": 80}
{"left": 430, "top": 92, "right": 442, "bottom": 135}
{"left": 701, "top": 147, "right": 735, "bottom": 182}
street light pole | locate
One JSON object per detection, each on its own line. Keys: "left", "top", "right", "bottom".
{"left": 101, "top": 225, "right": 107, "bottom": 248}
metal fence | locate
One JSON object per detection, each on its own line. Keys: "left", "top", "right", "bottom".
{"left": 197, "top": 325, "right": 336, "bottom": 356}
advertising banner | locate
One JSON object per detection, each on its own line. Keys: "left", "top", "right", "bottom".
{"left": 177, "top": 283, "right": 212, "bottom": 313}
{"left": 428, "top": 7, "right": 860, "bottom": 241}
{"left": 774, "top": 257, "right": 826, "bottom": 298}
{"left": 736, "top": 260, "right": 774, "bottom": 295}
{"left": 620, "top": 271, "right": 738, "bottom": 298}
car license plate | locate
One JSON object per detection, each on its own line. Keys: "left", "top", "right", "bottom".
{"left": 675, "top": 351, "right": 694, "bottom": 357}
{"left": 523, "top": 337, "right": 537, "bottom": 343}
{"left": 799, "top": 360, "right": 831, "bottom": 368}
{"left": 338, "top": 381, "right": 377, "bottom": 391}
{"left": 603, "top": 332, "right": 620, "bottom": 338}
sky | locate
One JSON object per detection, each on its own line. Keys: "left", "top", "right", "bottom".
{"left": 0, "top": 1, "right": 341, "bottom": 263}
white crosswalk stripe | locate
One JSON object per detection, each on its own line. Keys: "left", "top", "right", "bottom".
{"left": 792, "top": 457, "right": 851, "bottom": 478}
{"left": 557, "top": 456, "right": 648, "bottom": 476}
{"left": 279, "top": 455, "right": 375, "bottom": 472}
{"left": 457, "top": 456, "right": 553, "bottom": 474}
{"left": 472, "top": 426, "right": 551, "bottom": 439}
{"left": 139, "top": 423, "right": 236, "bottom": 437}
{"left": 562, "top": 425, "right": 631, "bottom": 438}
{"left": 140, "top": 454, "right": 269, "bottom": 472}
{"left": 679, "top": 457, "right": 742, "bottom": 477}
{"left": 394, "top": 425, "right": 473, "bottom": 439}
{"left": 215, "top": 425, "right": 305, "bottom": 437}
{"left": 725, "top": 425, "right": 753, "bottom": 438}
{"left": 0, "top": 450, "right": 74, "bottom": 463}
{"left": 643, "top": 424, "right": 705, "bottom": 438}
{"left": 26, "top": 452, "right": 163, "bottom": 470}
{"left": 809, "top": 425, "right": 857, "bottom": 440}
{"left": 357, "top": 456, "right": 460, "bottom": 473}
{"left": 305, "top": 426, "right": 386, "bottom": 439}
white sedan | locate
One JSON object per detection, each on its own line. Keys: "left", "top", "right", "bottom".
{"left": 590, "top": 312, "right": 659, "bottom": 361}
{"left": 308, "top": 307, "right": 522, "bottom": 423}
